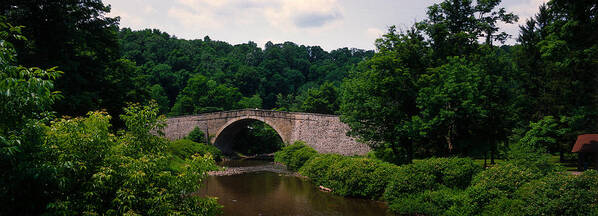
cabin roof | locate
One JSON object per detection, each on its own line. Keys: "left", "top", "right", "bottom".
{"left": 572, "top": 134, "right": 598, "bottom": 153}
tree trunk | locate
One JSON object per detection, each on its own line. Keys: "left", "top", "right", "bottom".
{"left": 490, "top": 141, "right": 495, "bottom": 165}
{"left": 406, "top": 141, "right": 413, "bottom": 164}
{"left": 484, "top": 151, "right": 488, "bottom": 169}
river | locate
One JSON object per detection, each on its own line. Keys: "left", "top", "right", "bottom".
{"left": 197, "top": 159, "right": 390, "bottom": 216}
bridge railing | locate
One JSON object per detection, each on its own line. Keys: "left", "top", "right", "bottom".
{"left": 167, "top": 108, "right": 339, "bottom": 119}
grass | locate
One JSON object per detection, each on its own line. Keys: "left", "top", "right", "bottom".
{"left": 471, "top": 155, "right": 579, "bottom": 171}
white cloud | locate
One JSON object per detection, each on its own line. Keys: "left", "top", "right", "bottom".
{"left": 366, "top": 27, "right": 384, "bottom": 39}
{"left": 110, "top": 8, "right": 144, "bottom": 28}
{"left": 500, "top": 0, "right": 549, "bottom": 44}
{"left": 263, "top": 0, "right": 343, "bottom": 29}
{"left": 144, "top": 5, "right": 157, "bottom": 14}
{"left": 167, "top": 7, "right": 220, "bottom": 29}
{"left": 165, "top": 0, "right": 343, "bottom": 32}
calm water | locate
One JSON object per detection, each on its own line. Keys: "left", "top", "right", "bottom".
{"left": 197, "top": 160, "right": 390, "bottom": 216}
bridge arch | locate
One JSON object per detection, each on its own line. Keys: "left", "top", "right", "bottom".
{"left": 212, "top": 116, "right": 289, "bottom": 154}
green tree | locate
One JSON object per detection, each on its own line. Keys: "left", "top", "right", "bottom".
{"left": 1, "top": 0, "right": 123, "bottom": 117}
{"left": 416, "top": 57, "right": 487, "bottom": 155}
{"left": 0, "top": 18, "right": 63, "bottom": 214}
{"left": 237, "top": 94, "right": 263, "bottom": 109}
{"left": 170, "top": 74, "right": 242, "bottom": 115}
{"left": 299, "top": 81, "right": 339, "bottom": 114}
{"left": 150, "top": 84, "right": 170, "bottom": 114}
{"left": 419, "top": 0, "right": 517, "bottom": 60}
{"left": 340, "top": 28, "right": 422, "bottom": 164}
{"left": 515, "top": 0, "right": 597, "bottom": 131}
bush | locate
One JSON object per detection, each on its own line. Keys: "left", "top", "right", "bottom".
{"left": 515, "top": 170, "right": 598, "bottom": 215}
{"left": 39, "top": 104, "right": 222, "bottom": 215}
{"left": 382, "top": 157, "right": 481, "bottom": 215}
{"left": 300, "top": 154, "right": 400, "bottom": 199}
{"left": 185, "top": 126, "right": 206, "bottom": 143}
{"left": 168, "top": 139, "right": 223, "bottom": 162}
{"left": 466, "top": 161, "right": 544, "bottom": 215}
{"left": 274, "top": 141, "right": 317, "bottom": 171}
{"left": 384, "top": 157, "right": 481, "bottom": 202}
{"left": 298, "top": 154, "right": 343, "bottom": 185}
{"left": 388, "top": 188, "right": 472, "bottom": 216}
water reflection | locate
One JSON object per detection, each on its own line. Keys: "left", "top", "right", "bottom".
{"left": 197, "top": 160, "right": 389, "bottom": 216}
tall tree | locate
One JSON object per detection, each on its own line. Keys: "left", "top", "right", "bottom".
{"left": 1, "top": 0, "right": 123, "bottom": 116}
{"left": 340, "top": 28, "right": 424, "bottom": 164}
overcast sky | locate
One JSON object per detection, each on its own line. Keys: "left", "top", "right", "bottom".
{"left": 105, "top": 0, "right": 548, "bottom": 51}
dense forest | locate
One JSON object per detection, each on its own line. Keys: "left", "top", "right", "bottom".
{"left": 1, "top": 0, "right": 597, "bottom": 215}
{"left": 118, "top": 29, "right": 372, "bottom": 115}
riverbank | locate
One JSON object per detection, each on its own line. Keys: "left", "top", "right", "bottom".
{"left": 274, "top": 141, "right": 598, "bottom": 215}
{"left": 207, "top": 159, "right": 306, "bottom": 178}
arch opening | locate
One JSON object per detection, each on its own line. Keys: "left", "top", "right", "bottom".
{"left": 213, "top": 118, "right": 284, "bottom": 156}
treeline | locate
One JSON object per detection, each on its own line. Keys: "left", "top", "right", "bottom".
{"left": 118, "top": 29, "right": 371, "bottom": 115}
{"left": 339, "top": 0, "right": 598, "bottom": 163}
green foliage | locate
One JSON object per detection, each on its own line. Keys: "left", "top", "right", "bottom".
{"left": 118, "top": 28, "right": 373, "bottom": 110}
{"left": 237, "top": 94, "right": 263, "bottom": 109}
{"left": 515, "top": 116, "right": 559, "bottom": 153}
{"left": 0, "top": 18, "right": 63, "bottom": 214}
{"left": 508, "top": 116, "right": 564, "bottom": 171}
{"left": 466, "top": 162, "right": 545, "bottom": 215}
{"left": 40, "top": 103, "right": 222, "bottom": 215}
{"left": 515, "top": 1, "right": 598, "bottom": 128}
{"left": 170, "top": 74, "right": 242, "bottom": 115}
{"left": 274, "top": 141, "right": 317, "bottom": 171}
{"left": 297, "top": 81, "right": 339, "bottom": 114}
{"left": 298, "top": 154, "right": 345, "bottom": 186}
{"left": 186, "top": 126, "right": 206, "bottom": 144}
{"left": 1, "top": 1, "right": 151, "bottom": 120}
{"left": 169, "top": 139, "right": 223, "bottom": 162}
{"left": 150, "top": 84, "right": 170, "bottom": 114}
{"left": 119, "top": 102, "right": 167, "bottom": 156}
{"left": 515, "top": 170, "right": 598, "bottom": 216}
{"left": 339, "top": 31, "right": 420, "bottom": 163}
{"left": 388, "top": 188, "right": 472, "bottom": 216}
{"left": 384, "top": 157, "right": 481, "bottom": 202}
{"left": 466, "top": 166, "right": 598, "bottom": 216}
{"left": 302, "top": 156, "right": 400, "bottom": 199}
{"left": 417, "top": 56, "right": 488, "bottom": 153}
{"left": 383, "top": 157, "right": 480, "bottom": 215}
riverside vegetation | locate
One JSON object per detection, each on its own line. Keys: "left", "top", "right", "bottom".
{"left": 275, "top": 142, "right": 598, "bottom": 215}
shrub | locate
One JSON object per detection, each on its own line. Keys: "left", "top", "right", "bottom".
{"left": 388, "top": 188, "right": 472, "bottom": 216}
{"left": 274, "top": 141, "right": 317, "bottom": 171}
{"left": 301, "top": 155, "right": 400, "bottom": 199}
{"left": 299, "top": 154, "right": 343, "bottom": 186}
{"left": 168, "top": 139, "right": 223, "bottom": 162}
{"left": 466, "top": 161, "right": 544, "bottom": 214}
{"left": 384, "top": 157, "right": 481, "bottom": 202}
{"left": 515, "top": 170, "right": 598, "bottom": 215}
{"left": 39, "top": 104, "right": 222, "bottom": 215}
{"left": 185, "top": 126, "right": 206, "bottom": 143}
{"left": 327, "top": 157, "right": 400, "bottom": 198}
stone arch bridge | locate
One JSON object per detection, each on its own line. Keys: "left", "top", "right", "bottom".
{"left": 163, "top": 109, "right": 370, "bottom": 156}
